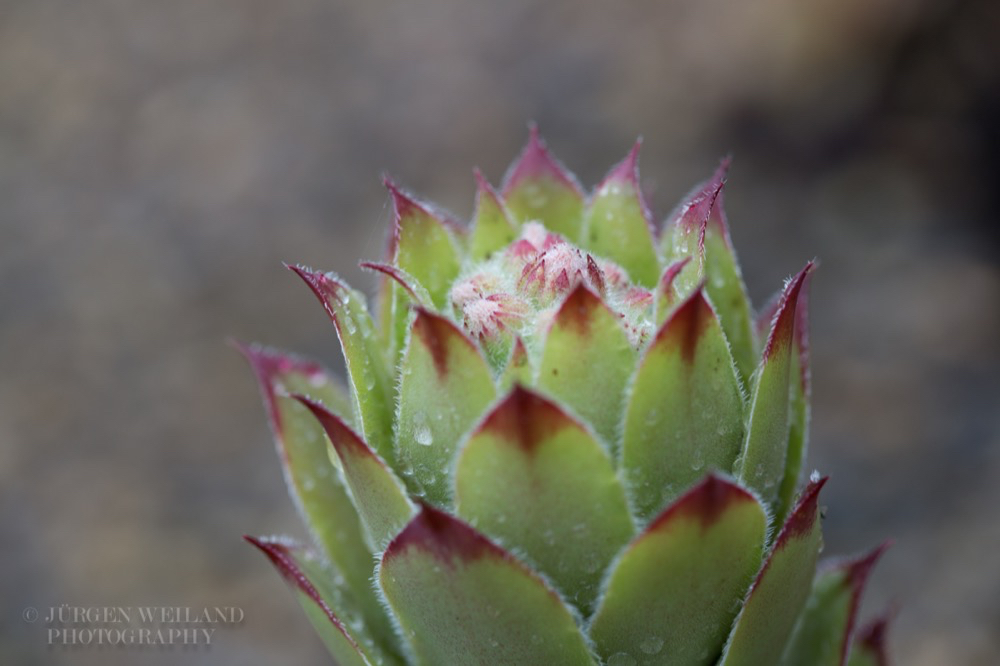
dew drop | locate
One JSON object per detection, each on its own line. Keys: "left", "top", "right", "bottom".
{"left": 639, "top": 635, "right": 664, "bottom": 655}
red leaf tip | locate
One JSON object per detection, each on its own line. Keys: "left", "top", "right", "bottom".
{"left": 762, "top": 261, "right": 815, "bottom": 362}
{"left": 855, "top": 615, "right": 891, "bottom": 666}
{"left": 411, "top": 307, "right": 476, "bottom": 378}
{"left": 777, "top": 476, "right": 828, "bottom": 543}
{"left": 501, "top": 126, "right": 583, "bottom": 197}
{"left": 599, "top": 138, "right": 643, "bottom": 190}
{"left": 292, "top": 394, "right": 373, "bottom": 460}
{"left": 479, "top": 385, "right": 575, "bottom": 454}
{"left": 654, "top": 284, "right": 715, "bottom": 363}
{"left": 647, "top": 474, "right": 756, "bottom": 533}
{"left": 553, "top": 283, "right": 606, "bottom": 337}
{"left": 383, "top": 501, "right": 501, "bottom": 565}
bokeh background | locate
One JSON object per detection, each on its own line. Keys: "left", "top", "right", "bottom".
{"left": 3, "top": 0, "right": 998, "bottom": 664}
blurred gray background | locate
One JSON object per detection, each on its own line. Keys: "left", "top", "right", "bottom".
{"left": 2, "top": 0, "right": 998, "bottom": 664}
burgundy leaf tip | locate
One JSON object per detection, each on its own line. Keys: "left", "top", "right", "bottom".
{"left": 855, "top": 615, "right": 891, "bottom": 666}
{"left": 233, "top": 342, "right": 326, "bottom": 434}
{"left": 777, "top": 476, "right": 828, "bottom": 543}
{"left": 244, "top": 536, "right": 358, "bottom": 647}
{"left": 658, "top": 257, "right": 692, "bottom": 298}
{"left": 762, "top": 262, "right": 815, "bottom": 362}
{"left": 384, "top": 176, "right": 431, "bottom": 222}
{"left": 553, "top": 283, "right": 606, "bottom": 337}
{"left": 647, "top": 474, "right": 755, "bottom": 533}
{"left": 479, "top": 385, "right": 575, "bottom": 454}
{"left": 599, "top": 138, "right": 643, "bottom": 189}
{"left": 360, "top": 261, "right": 419, "bottom": 301}
{"left": 411, "top": 307, "right": 476, "bottom": 378}
{"left": 654, "top": 284, "right": 714, "bottom": 363}
{"left": 826, "top": 541, "right": 891, "bottom": 664}
{"left": 501, "top": 125, "right": 583, "bottom": 197}
{"left": 293, "top": 394, "right": 373, "bottom": 460}
{"left": 383, "top": 501, "right": 502, "bottom": 565}
{"left": 667, "top": 163, "right": 727, "bottom": 238}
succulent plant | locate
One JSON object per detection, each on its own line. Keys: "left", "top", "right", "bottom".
{"left": 239, "top": 128, "right": 890, "bottom": 665}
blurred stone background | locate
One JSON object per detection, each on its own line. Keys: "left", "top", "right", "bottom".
{"left": 2, "top": 0, "right": 998, "bottom": 664}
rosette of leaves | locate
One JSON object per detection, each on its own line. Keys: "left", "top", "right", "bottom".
{"left": 239, "top": 128, "right": 890, "bottom": 665}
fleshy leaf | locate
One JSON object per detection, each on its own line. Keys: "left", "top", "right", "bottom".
{"left": 661, "top": 161, "right": 756, "bottom": 385}
{"left": 396, "top": 308, "right": 497, "bottom": 506}
{"left": 245, "top": 537, "right": 398, "bottom": 666}
{"left": 622, "top": 286, "right": 745, "bottom": 522}
{"left": 737, "top": 263, "right": 814, "bottom": 506}
{"left": 781, "top": 544, "right": 889, "bottom": 666}
{"left": 289, "top": 267, "right": 395, "bottom": 464}
{"left": 537, "top": 284, "right": 635, "bottom": 452}
{"left": 846, "top": 616, "right": 890, "bottom": 666}
{"left": 379, "top": 504, "right": 597, "bottom": 666}
{"left": 454, "top": 386, "right": 633, "bottom": 617}
{"left": 501, "top": 126, "right": 585, "bottom": 240}
{"left": 469, "top": 168, "right": 519, "bottom": 262}
{"left": 589, "top": 475, "right": 767, "bottom": 665}
{"left": 386, "top": 178, "right": 462, "bottom": 310}
{"left": 236, "top": 344, "right": 395, "bottom": 648}
{"left": 776, "top": 270, "right": 813, "bottom": 524}
{"left": 720, "top": 477, "right": 828, "bottom": 666}
{"left": 296, "top": 397, "right": 415, "bottom": 550}
{"left": 655, "top": 256, "right": 692, "bottom": 328}
{"left": 581, "top": 140, "right": 659, "bottom": 287}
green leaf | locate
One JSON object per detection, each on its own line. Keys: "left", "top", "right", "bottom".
{"left": 498, "top": 337, "right": 532, "bottom": 392}
{"left": 501, "top": 126, "right": 585, "bottom": 241}
{"left": 622, "top": 287, "right": 745, "bottom": 522}
{"left": 469, "top": 168, "right": 519, "bottom": 262}
{"left": 776, "top": 271, "right": 813, "bottom": 525}
{"left": 289, "top": 267, "right": 395, "bottom": 464}
{"left": 720, "top": 478, "right": 828, "bottom": 666}
{"left": 846, "top": 617, "right": 890, "bottom": 666}
{"left": 581, "top": 141, "right": 660, "bottom": 287}
{"left": 655, "top": 257, "right": 692, "bottom": 328}
{"left": 454, "top": 386, "right": 634, "bottom": 617}
{"left": 737, "top": 263, "right": 813, "bottom": 506}
{"left": 661, "top": 161, "right": 755, "bottom": 386}
{"left": 386, "top": 178, "right": 463, "bottom": 310}
{"left": 781, "top": 544, "right": 889, "bottom": 666}
{"left": 296, "top": 397, "right": 415, "bottom": 550}
{"left": 236, "top": 344, "right": 396, "bottom": 649}
{"left": 396, "top": 308, "right": 497, "bottom": 506}
{"left": 379, "top": 504, "right": 597, "bottom": 666}
{"left": 245, "top": 537, "right": 400, "bottom": 666}
{"left": 589, "top": 475, "right": 767, "bottom": 665}
{"left": 537, "top": 284, "right": 636, "bottom": 453}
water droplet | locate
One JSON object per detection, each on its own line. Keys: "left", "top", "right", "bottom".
{"left": 809, "top": 469, "right": 820, "bottom": 483}
{"left": 413, "top": 412, "right": 433, "bottom": 446}
{"left": 608, "top": 653, "right": 637, "bottom": 666}
{"left": 639, "top": 635, "right": 664, "bottom": 655}
{"left": 691, "top": 448, "right": 705, "bottom": 471}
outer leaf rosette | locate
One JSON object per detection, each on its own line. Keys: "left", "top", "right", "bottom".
{"left": 241, "top": 129, "right": 890, "bottom": 664}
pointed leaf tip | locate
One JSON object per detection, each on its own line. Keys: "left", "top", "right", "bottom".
{"left": 244, "top": 536, "right": 359, "bottom": 647}
{"left": 599, "top": 138, "right": 643, "bottom": 189}
{"left": 478, "top": 385, "right": 575, "bottom": 454}
{"left": 501, "top": 125, "right": 583, "bottom": 197}
{"left": 781, "top": 475, "right": 827, "bottom": 540}
{"left": 411, "top": 307, "right": 477, "bottom": 378}
{"left": 650, "top": 473, "right": 757, "bottom": 531}
{"left": 655, "top": 283, "right": 715, "bottom": 363}
{"left": 554, "top": 283, "right": 605, "bottom": 337}
{"left": 763, "top": 261, "right": 815, "bottom": 362}
{"left": 293, "top": 394, "right": 373, "bottom": 460}
{"left": 233, "top": 342, "right": 325, "bottom": 432}
{"left": 384, "top": 501, "right": 500, "bottom": 565}
{"left": 850, "top": 615, "right": 890, "bottom": 666}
